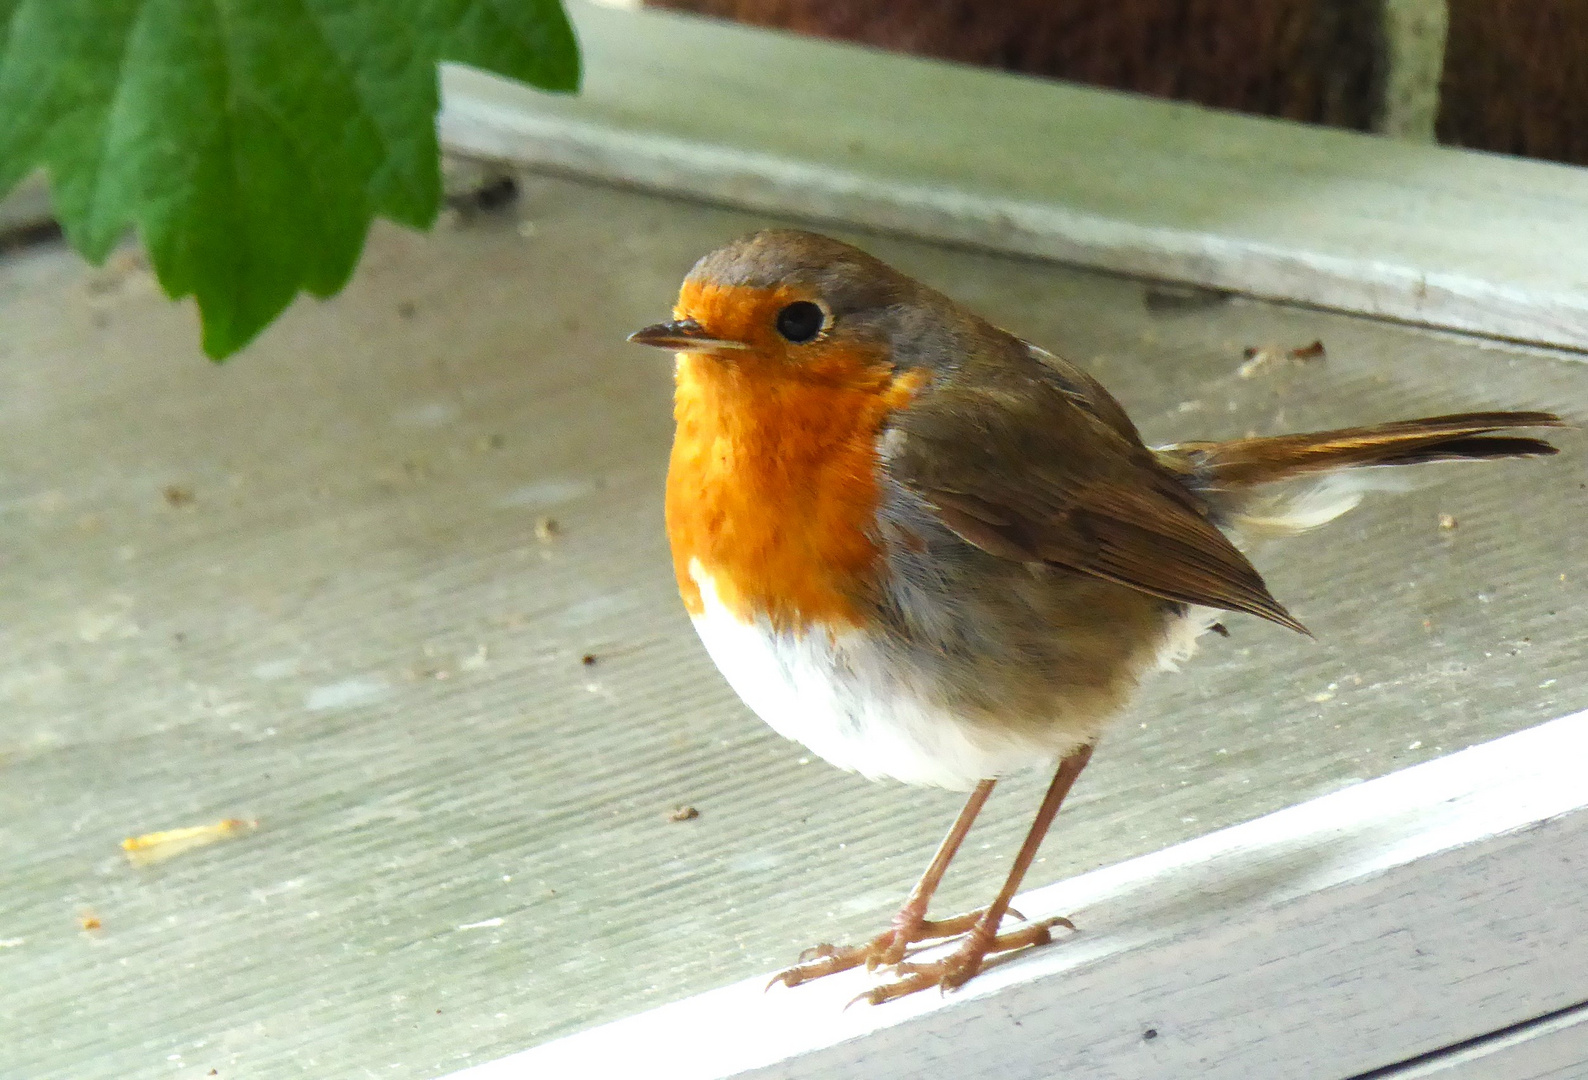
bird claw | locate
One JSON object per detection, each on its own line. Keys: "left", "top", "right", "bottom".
{"left": 772, "top": 910, "right": 1077, "bottom": 1003}
{"left": 846, "top": 972, "right": 938, "bottom": 1009}
{"left": 770, "top": 906, "right": 998, "bottom": 991}
{"left": 796, "top": 942, "right": 838, "bottom": 964}
{"left": 857, "top": 916, "right": 1075, "bottom": 1005}
{"left": 769, "top": 942, "right": 870, "bottom": 990}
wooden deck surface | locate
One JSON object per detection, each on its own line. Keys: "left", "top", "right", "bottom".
{"left": 0, "top": 173, "right": 1583, "bottom": 1078}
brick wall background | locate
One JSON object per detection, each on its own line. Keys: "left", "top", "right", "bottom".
{"left": 648, "top": 0, "right": 1588, "bottom": 167}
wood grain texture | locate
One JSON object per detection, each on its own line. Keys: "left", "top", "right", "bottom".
{"left": 1, "top": 174, "right": 1583, "bottom": 1080}
{"left": 450, "top": 711, "right": 1588, "bottom": 1080}
{"left": 1374, "top": 1003, "right": 1588, "bottom": 1078}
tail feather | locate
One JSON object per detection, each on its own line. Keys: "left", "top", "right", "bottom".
{"left": 1165, "top": 411, "right": 1564, "bottom": 490}
{"left": 1156, "top": 410, "right": 1565, "bottom": 540}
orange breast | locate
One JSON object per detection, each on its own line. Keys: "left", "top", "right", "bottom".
{"left": 666, "top": 351, "right": 926, "bottom": 634}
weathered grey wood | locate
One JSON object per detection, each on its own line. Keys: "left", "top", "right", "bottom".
{"left": 449, "top": 710, "right": 1588, "bottom": 1080}
{"left": 441, "top": 3, "right": 1588, "bottom": 353}
{"left": 1, "top": 174, "right": 1582, "bottom": 1080}
{"left": 1374, "top": 1003, "right": 1588, "bottom": 1078}
{"left": 0, "top": 173, "right": 53, "bottom": 239}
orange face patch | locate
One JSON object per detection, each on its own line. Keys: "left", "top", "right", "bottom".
{"left": 664, "top": 283, "right": 927, "bottom": 633}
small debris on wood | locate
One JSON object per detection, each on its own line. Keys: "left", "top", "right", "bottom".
{"left": 535, "top": 516, "right": 560, "bottom": 542}
{"left": 444, "top": 173, "right": 519, "bottom": 220}
{"left": 669, "top": 805, "right": 700, "bottom": 822}
{"left": 472, "top": 175, "right": 519, "bottom": 211}
{"left": 456, "top": 917, "right": 505, "bottom": 931}
{"left": 1438, "top": 513, "right": 1458, "bottom": 530}
{"left": 1289, "top": 339, "right": 1326, "bottom": 362}
{"left": 1237, "top": 339, "right": 1327, "bottom": 378}
{"left": 162, "top": 485, "right": 195, "bottom": 507}
{"left": 580, "top": 653, "right": 598, "bottom": 667}
{"left": 1237, "top": 345, "right": 1283, "bottom": 378}
{"left": 1209, "top": 622, "right": 1230, "bottom": 638}
{"left": 77, "top": 910, "right": 103, "bottom": 932}
{"left": 1142, "top": 1028, "right": 1159, "bottom": 1041}
{"left": 122, "top": 818, "right": 257, "bottom": 866}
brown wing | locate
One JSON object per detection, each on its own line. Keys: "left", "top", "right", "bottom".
{"left": 888, "top": 343, "right": 1307, "bottom": 634}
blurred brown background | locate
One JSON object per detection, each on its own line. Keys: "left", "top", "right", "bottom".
{"left": 649, "top": 0, "right": 1588, "bottom": 167}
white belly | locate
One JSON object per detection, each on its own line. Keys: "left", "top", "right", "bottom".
{"left": 687, "top": 561, "right": 1078, "bottom": 789}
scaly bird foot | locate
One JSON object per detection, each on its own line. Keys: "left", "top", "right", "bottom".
{"left": 849, "top": 915, "right": 1075, "bottom": 1007}
{"left": 768, "top": 907, "right": 1024, "bottom": 990}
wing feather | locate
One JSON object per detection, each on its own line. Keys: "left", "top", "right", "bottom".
{"left": 888, "top": 340, "right": 1306, "bottom": 634}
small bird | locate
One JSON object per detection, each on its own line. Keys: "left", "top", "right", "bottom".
{"left": 629, "top": 229, "right": 1563, "bottom": 1005}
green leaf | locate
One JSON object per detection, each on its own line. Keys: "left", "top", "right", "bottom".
{"left": 0, "top": 0, "right": 578, "bottom": 358}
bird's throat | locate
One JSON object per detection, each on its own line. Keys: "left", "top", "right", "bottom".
{"left": 665, "top": 354, "right": 926, "bottom": 634}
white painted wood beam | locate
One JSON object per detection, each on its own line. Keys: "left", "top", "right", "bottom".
{"left": 1372, "top": 1001, "right": 1588, "bottom": 1078}
{"left": 440, "top": 3, "right": 1588, "bottom": 354}
{"left": 446, "top": 709, "right": 1588, "bottom": 1080}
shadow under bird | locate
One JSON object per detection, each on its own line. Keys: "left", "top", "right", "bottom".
{"left": 629, "top": 229, "right": 1564, "bottom": 1005}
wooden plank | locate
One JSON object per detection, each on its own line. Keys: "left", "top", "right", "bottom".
{"left": 5, "top": 170, "right": 1584, "bottom": 1079}
{"left": 446, "top": 709, "right": 1588, "bottom": 1080}
{"left": 1369, "top": 1002, "right": 1588, "bottom": 1078}
{"left": 440, "top": 3, "right": 1588, "bottom": 353}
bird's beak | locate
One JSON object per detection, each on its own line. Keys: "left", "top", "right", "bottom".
{"left": 627, "top": 319, "right": 749, "bottom": 353}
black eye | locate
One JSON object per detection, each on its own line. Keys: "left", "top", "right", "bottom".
{"left": 775, "top": 301, "right": 825, "bottom": 343}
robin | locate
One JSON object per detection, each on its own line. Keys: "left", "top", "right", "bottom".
{"left": 629, "top": 229, "right": 1563, "bottom": 1006}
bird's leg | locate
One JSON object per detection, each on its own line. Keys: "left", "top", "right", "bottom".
{"left": 769, "top": 778, "right": 998, "bottom": 989}
{"left": 856, "top": 744, "right": 1095, "bottom": 1006}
